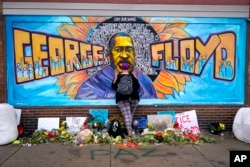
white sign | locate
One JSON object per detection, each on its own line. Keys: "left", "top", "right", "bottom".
{"left": 37, "top": 117, "right": 60, "bottom": 131}
{"left": 66, "top": 117, "right": 87, "bottom": 133}
{"left": 176, "top": 110, "right": 200, "bottom": 134}
{"left": 147, "top": 114, "right": 173, "bottom": 130}
{"left": 15, "top": 108, "right": 22, "bottom": 125}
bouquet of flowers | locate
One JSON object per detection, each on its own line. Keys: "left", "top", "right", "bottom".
{"left": 154, "top": 131, "right": 164, "bottom": 143}
{"left": 210, "top": 122, "right": 225, "bottom": 135}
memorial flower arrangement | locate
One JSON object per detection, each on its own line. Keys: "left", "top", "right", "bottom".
{"left": 138, "top": 129, "right": 204, "bottom": 146}
{"left": 16, "top": 117, "right": 216, "bottom": 146}
{"left": 137, "top": 121, "right": 216, "bottom": 145}
{"left": 209, "top": 122, "right": 226, "bottom": 135}
{"left": 19, "top": 121, "right": 76, "bottom": 145}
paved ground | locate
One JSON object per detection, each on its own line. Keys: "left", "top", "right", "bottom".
{"left": 0, "top": 131, "right": 250, "bottom": 167}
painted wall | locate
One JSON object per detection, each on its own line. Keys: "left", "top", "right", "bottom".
{"left": 5, "top": 15, "right": 247, "bottom": 106}
{"left": 3, "top": 0, "right": 249, "bottom": 5}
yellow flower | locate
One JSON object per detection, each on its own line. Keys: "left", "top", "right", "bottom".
{"left": 61, "top": 121, "right": 67, "bottom": 126}
{"left": 114, "top": 136, "right": 122, "bottom": 143}
{"left": 61, "top": 130, "right": 67, "bottom": 135}
{"left": 219, "top": 123, "right": 225, "bottom": 130}
{"left": 60, "top": 121, "right": 67, "bottom": 130}
{"left": 163, "top": 132, "right": 168, "bottom": 137}
{"left": 147, "top": 123, "right": 154, "bottom": 130}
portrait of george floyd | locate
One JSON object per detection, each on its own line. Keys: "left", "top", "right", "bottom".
{"left": 74, "top": 31, "right": 157, "bottom": 100}
{"left": 54, "top": 16, "right": 192, "bottom": 103}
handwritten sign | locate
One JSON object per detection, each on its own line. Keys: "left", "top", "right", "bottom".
{"left": 37, "top": 117, "right": 60, "bottom": 131}
{"left": 175, "top": 110, "right": 200, "bottom": 134}
{"left": 66, "top": 117, "right": 87, "bottom": 133}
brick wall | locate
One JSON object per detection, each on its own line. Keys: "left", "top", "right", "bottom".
{"left": 0, "top": 1, "right": 6, "bottom": 102}
{"left": 0, "top": 1, "right": 249, "bottom": 134}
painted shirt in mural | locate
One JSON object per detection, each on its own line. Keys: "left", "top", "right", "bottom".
{"left": 75, "top": 66, "right": 157, "bottom": 99}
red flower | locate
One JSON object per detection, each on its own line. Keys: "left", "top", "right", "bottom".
{"left": 48, "top": 132, "right": 57, "bottom": 138}
{"left": 184, "top": 133, "right": 199, "bottom": 141}
{"left": 17, "top": 124, "right": 24, "bottom": 136}
{"left": 174, "top": 122, "right": 180, "bottom": 128}
{"left": 83, "top": 121, "right": 89, "bottom": 128}
{"left": 155, "top": 131, "right": 163, "bottom": 137}
{"left": 155, "top": 131, "right": 164, "bottom": 143}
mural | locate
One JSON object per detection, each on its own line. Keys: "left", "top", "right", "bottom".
{"left": 5, "top": 16, "right": 247, "bottom": 106}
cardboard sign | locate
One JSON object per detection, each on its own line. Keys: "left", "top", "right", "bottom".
{"left": 175, "top": 110, "right": 200, "bottom": 134}
{"left": 147, "top": 114, "right": 173, "bottom": 130}
{"left": 157, "top": 110, "right": 176, "bottom": 123}
{"left": 37, "top": 117, "right": 60, "bottom": 131}
{"left": 66, "top": 117, "right": 87, "bottom": 133}
{"left": 15, "top": 108, "right": 22, "bottom": 125}
{"left": 89, "top": 109, "right": 109, "bottom": 126}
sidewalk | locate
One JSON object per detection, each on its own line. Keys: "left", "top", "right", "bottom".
{"left": 0, "top": 132, "right": 249, "bottom": 167}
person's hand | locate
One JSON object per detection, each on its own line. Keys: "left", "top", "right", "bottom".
{"left": 114, "top": 69, "right": 119, "bottom": 77}
{"left": 132, "top": 69, "right": 137, "bottom": 76}
{"left": 113, "top": 69, "right": 119, "bottom": 83}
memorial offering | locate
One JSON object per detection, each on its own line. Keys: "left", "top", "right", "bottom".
{"left": 16, "top": 112, "right": 216, "bottom": 146}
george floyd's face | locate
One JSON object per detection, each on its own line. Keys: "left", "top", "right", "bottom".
{"left": 110, "top": 36, "right": 135, "bottom": 73}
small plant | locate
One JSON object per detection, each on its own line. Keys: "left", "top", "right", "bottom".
{"left": 210, "top": 122, "right": 225, "bottom": 135}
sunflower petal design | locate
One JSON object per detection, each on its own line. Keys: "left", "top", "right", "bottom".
{"left": 57, "top": 17, "right": 90, "bottom": 41}
{"left": 56, "top": 71, "right": 89, "bottom": 99}
{"left": 157, "top": 71, "right": 180, "bottom": 92}
{"left": 153, "top": 80, "right": 174, "bottom": 97}
{"left": 97, "top": 16, "right": 108, "bottom": 23}
{"left": 150, "top": 20, "right": 167, "bottom": 32}
{"left": 153, "top": 70, "right": 191, "bottom": 98}
{"left": 71, "top": 16, "right": 90, "bottom": 30}
{"left": 158, "top": 33, "right": 173, "bottom": 41}
{"left": 143, "top": 17, "right": 151, "bottom": 23}
{"left": 57, "top": 23, "right": 87, "bottom": 41}
{"left": 170, "top": 72, "right": 190, "bottom": 85}
{"left": 87, "top": 17, "right": 98, "bottom": 28}
{"left": 171, "top": 72, "right": 191, "bottom": 92}
{"left": 56, "top": 24, "right": 73, "bottom": 39}
{"left": 163, "top": 27, "right": 189, "bottom": 39}
{"left": 165, "top": 20, "right": 187, "bottom": 29}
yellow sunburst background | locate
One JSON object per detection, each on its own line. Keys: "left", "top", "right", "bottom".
{"left": 56, "top": 16, "right": 191, "bottom": 99}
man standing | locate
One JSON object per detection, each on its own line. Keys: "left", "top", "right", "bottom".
{"left": 110, "top": 32, "right": 140, "bottom": 136}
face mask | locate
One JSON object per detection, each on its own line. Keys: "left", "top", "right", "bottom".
{"left": 121, "top": 62, "right": 130, "bottom": 70}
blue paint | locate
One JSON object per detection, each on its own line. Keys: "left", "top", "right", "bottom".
{"left": 5, "top": 16, "right": 247, "bottom": 106}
